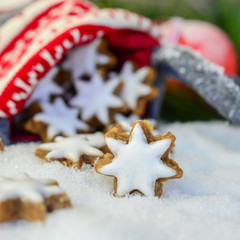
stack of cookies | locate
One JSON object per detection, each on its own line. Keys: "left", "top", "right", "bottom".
{"left": 14, "top": 38, "right": 158, "bottom": 142}
{"left": 0, "top": 39, "right": 183, "bottom": 224}
{"left": 0, "top": 119, "right": 183, "bottom": 224}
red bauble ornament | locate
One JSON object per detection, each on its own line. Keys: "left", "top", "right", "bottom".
{"left": 160, "top": 18, "right": 238, "bottom": 76}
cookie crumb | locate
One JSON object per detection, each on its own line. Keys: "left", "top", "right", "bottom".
{"left": 0, "top": 138, "right": 4, "bottom": 151}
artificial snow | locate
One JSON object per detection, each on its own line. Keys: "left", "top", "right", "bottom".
{"left": 0, "top": 121, "right": 240, "bottom": 240}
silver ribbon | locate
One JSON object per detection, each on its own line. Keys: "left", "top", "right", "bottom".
{"left": 152, "top": 44, "right": 240, "bottom": 125}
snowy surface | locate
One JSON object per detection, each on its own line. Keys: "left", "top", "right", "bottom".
{"left": 0, "top": 121, "right": 240, "bottom": 240}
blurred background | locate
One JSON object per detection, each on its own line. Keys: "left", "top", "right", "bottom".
{"left": 1, "top": 0, "right": 239, "bottom": 122}
{"left": 94, "top": 0, "right": 240, "bottom": 122}
{"left": 94, "top": 0, "right": 240, "bottom": 60}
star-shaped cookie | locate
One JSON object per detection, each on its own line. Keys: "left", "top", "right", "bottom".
{"left": 95, "top": 120, "right": 183, "bottom": 197}
{"left": 25, "top": 67, "right": 64, "bottom": 107}
{"left": 70, "top": 71, "right": 126, "bottom": 126}
{"left": 35, "top": 132, "right": 106, "bottom": 168}
{"left": 118, "top": 62, "right": 158, "bottom": 116}
{"left": 114, "top": 114, "right": 158, "bottom": 134}
{"left": 0, "top": 173, "right": 71, "bottom": 223}
{"left": 62, "top": 38, "right": 116, "bottom": 79}
{"left": 24, "top": 98, "right": 89, "bottom": 142}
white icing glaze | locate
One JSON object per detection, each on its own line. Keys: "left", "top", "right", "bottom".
{"left": 70, "top": 72, "right": 124, "bottom": 125}
{"left": 38, "top": 132, "right": 105, "bottom": 162}
{"left": 34, "top": 98, "right": 89, "bottom": 138}
{"left": 114, "top": 114, "right": 141, "bottom": 132}
{"left": 61, "top": 38, "right": 110, "bottom": 79}
{"left": 0, "top": 173, "right": 63, "bottom": 202}
{"left": 114, "top": 114, "right": 158, "bottom": 133}
{"left": 118, "top": 62, "right": 152, "bottom": 110}
{"left": 25, "top": 67, "right": 64, "bottom": 107}
{"left": 98, "top": 123, "right": 176, "bottom": 197}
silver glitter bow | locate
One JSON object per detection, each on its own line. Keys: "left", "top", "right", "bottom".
{"left": 152, "top": 44, "right": 240, "bottom": 125}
